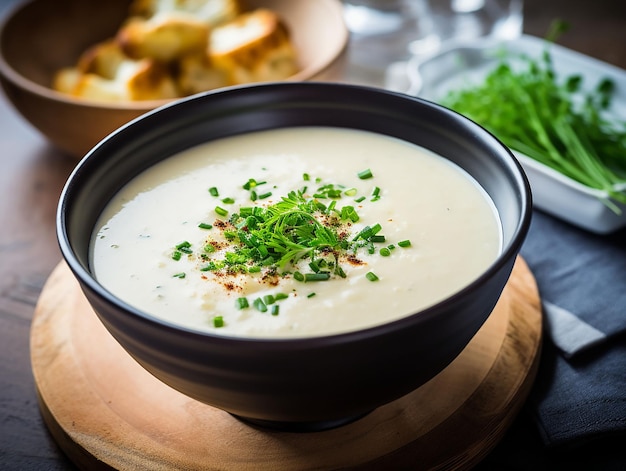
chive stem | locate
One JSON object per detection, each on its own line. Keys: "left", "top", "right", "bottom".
{"left": 358, "top": 168, "right": 374, "bottom": 179}
{"left": 253, "top": 298, "right": 268, "bottom": 312}
{"left": 304, "top": 273, "right": 331, "bottom": 282}
{"left": 215, "top": 206, "right": 228, "bottom": 217}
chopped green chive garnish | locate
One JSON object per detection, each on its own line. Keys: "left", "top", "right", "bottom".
{"left": 213, "top": 316, "right": 224, "bottom": 328}
{"left": 341, "top": 205, "right": 359, "bottom": 222}
{"left": 271, "top": 305, "right": 280, "bottom": 316}
{"left": 253, "top": 297, "right": 268, "bottom": 312}
{"left": 327, "top": 200, "right": 337, "bottom": 214}
{"left": 371, "top": 186, "right": 381, "bottom": 202}
{"left": 354, "top": 224, "right": 382, "bottom": 242}
{"left": 215, "top": 206, "right": 228, "bottom": 217}
{"left": 304, "top": 273, "right": 331, "bottom": 282}
{"left": 354, "top": 226, "right": 371, "bottom": 241}
{"left": 175, "top": 241, "right": 192, "bottom": 254}
{"left": 366, "top": 272, "right": 379, "bottom": 282}
{"left": 370, "top": 223, "right": 382, "bottom": 235}
{"left": 173, "top": 272, "right": 186, "bottom": 279}
{"left": 243, "top": 178, "right": 266, "bottom": 190}
{"left": 169, "top": 169, "right": 408, "bottom": 302}
{"left": 358, "top": 168, "right": 373, "bottom": 179}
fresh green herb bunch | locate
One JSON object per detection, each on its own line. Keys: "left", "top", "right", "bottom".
{"left": 172, "top": 171, "right": 412, "bottom": 286}
{"left": 441, "top": 21, "right": 626, "bottom": 210}
{"left": 219, "top": 189, "right": 384, "bottom": 277}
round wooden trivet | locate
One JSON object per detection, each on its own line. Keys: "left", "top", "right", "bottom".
{"left": 31, "top": 257, "right": 542, "bottom": 470}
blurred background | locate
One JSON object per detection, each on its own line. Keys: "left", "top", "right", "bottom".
{"left": 340, "top": 0, "right": 626, "bottom": 89}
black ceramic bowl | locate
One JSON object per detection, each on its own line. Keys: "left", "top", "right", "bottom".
{"left": 57, "top": 82, "right": 531, "bottom": 431}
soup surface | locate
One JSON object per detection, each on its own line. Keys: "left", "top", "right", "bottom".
{"left": 91, "top": 127, "right": 502, "bottom": 338}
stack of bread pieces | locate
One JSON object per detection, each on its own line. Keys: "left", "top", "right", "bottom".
{"left": 53, "top": 0, "right": 299, "bottom": 102}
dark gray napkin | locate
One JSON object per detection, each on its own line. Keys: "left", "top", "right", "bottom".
{"left": 519, "top": 211, "right": 626, "bottom": 447}
{"left": 521, "top": 212, "right": 626, "bottom": 356}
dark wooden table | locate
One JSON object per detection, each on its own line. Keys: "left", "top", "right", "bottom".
{"left": 1, "top": 0, "right": 624, "bottom": 469}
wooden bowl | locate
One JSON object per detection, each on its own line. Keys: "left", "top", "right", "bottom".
{"left": 0, "top": 0, "right": 348, "bottom": 157}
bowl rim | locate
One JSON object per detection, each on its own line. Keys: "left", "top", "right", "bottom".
{"left": 57, "top": 81, "right": 533, "bottom": 346}
{"left": 0, "top": 0, "right": 348, "bottom": 111}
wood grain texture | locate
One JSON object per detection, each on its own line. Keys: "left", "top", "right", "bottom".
{"left": 30, "top": 257, "right": 541, "bottom": 470}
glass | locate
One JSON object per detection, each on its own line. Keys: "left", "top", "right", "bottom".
{"left": 341, "top": 0, "right": 523, "bottom": 88}
{"left": 342, "top": 0, "right": 440, "bottom": 69}
{"left": 429, "top": 0, "right": 523, "bottom": 45}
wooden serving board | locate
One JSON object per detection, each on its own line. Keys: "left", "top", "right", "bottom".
{"left": 31, "top": 257, "right": 542, "bottom": 470}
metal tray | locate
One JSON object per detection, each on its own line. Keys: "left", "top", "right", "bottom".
{"left": 409, "top": 34, "right": 626, "bottom": 234}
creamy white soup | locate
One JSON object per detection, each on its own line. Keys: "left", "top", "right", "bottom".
{"left": 91, "top": 127, "right": 502, "bottom": 338}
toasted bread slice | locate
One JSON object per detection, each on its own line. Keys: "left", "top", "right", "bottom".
{"left": 118, "top": 13, "right": 209, "bottom": 62}
{"left": 129, "top": 0, "right": 241, "bottom": 27}
{"left": 123, "top": 59, "right": 179, "bottom": 99}
{"left": 52, "top": 67, "right": 82, "bottom": 95}
{"left": 53, "top": 58, "right": 179, "bottom": 102}
{"left": 175, "top": 53, "right": 229, "bottom": 95}
{"left": 209, "top": 8, "right": 298, "bottom": 85}
{"left": 76, "top": 39, "right": 129, "bottom": 79}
